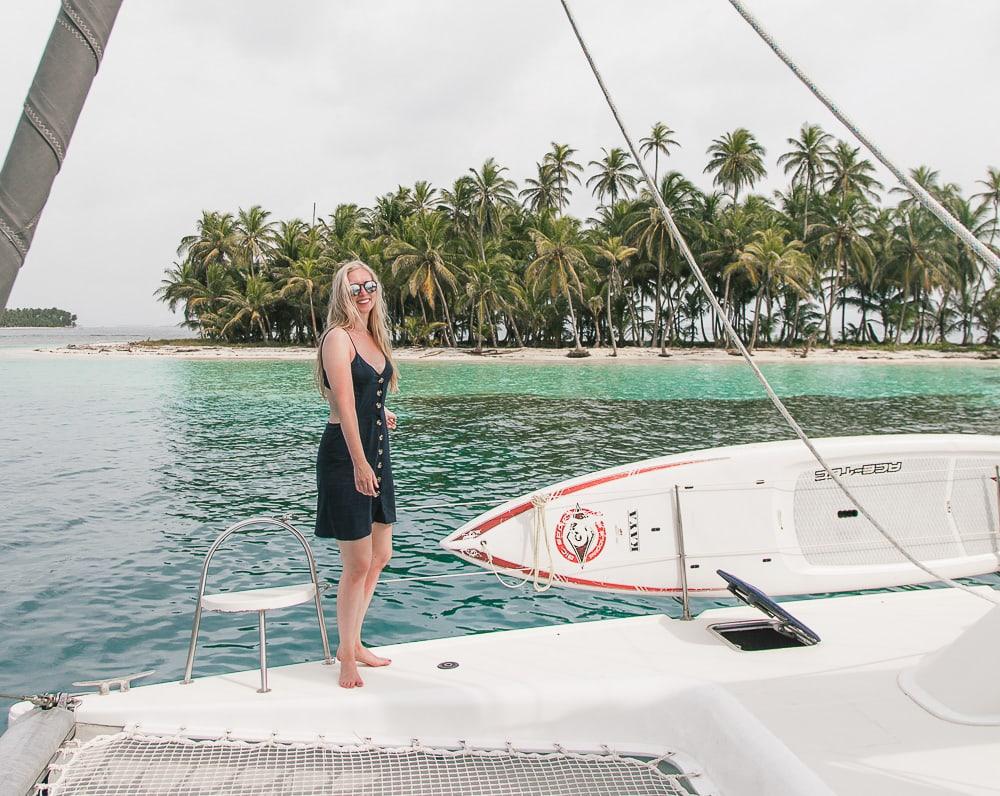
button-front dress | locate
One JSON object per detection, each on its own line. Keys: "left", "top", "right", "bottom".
{"left": 315, "top": 336, "right": 396, "bottom": 541}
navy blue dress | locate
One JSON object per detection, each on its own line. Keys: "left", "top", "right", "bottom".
{"left": 315, "top": 336, "right": 396, "bottom": 541}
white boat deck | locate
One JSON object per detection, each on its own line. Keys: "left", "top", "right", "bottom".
{"left": 74, "top": 587, "right": 1000, "bottom": 795}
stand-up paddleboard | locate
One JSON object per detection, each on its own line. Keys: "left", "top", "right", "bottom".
{"left": 440, "top": 434, "right": 1000, "bottom": 597}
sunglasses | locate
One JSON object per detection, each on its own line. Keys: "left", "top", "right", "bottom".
{"left": 349, "top": 280, "right": 378, "bottom": 297}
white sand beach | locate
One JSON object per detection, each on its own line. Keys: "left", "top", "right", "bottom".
{"left": 19, "top": 340, "right": 1000, "bottom": 364}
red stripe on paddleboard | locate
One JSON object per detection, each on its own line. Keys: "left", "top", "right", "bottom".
{"left": 455, "top": 457, "right": 722, "bottom": 541}
{"left": 469, "top": 550, "right": 719, "bottom": 594}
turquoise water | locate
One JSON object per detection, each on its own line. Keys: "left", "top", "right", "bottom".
{"left": 1, "top": 347, "right": 998, "bottom": 728}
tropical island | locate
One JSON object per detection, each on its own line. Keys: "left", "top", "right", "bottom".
{"left": 0, "top": 307, "right": 76, "bottom": 327}
{"left": 155, "top": 123, "right": 1000, "bottom": 356}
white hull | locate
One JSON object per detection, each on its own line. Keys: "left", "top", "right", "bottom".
{"left": 440, "top": 434, "right": 1000, "bottom": 596}
{"left": 48, "top": 587, "right": 1000, "bottom": 795}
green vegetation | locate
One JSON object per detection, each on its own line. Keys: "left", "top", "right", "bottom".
{"left": 0, "top": 307, "right": 76, "bottom": 327}
{"left": 157, "top": 125, "right": 1000, "bottom": 351}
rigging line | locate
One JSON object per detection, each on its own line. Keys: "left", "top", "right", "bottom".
{"left": 557, "top": 0, "right": 1000, "bottom": 605}
{"left": 396, "top": 498, "right": 500, "bottom": 513}
{"left": 727, "top": 0, "right": 1000, "bottom": 276}
{"left": 380, "top": 571, "right": 492, "bottom": 585}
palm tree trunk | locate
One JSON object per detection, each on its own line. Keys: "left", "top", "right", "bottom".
{"left": 748, "top": 291, "right": 763, "bottom": 352}
{"left": 508, "top": 314, "right": 525, "bottom": 348}
{"left": 826, "top": 244, "right": 842, "bottom": 344}
{"left": 626, "top": 286, "right": 641, "bottom": 345}
{"left": 895, "top": 266, "right": 911, "bottom": 345}
{"left": 474, "top": 301, "right": 484, "bottom": 352}
{"left": 307, "top": 289, "right": 319, "bottom": 343}
{"left": 650, "top": 263, "right": 663, "bottom": 348}
{"left": 434, "top": 278, "right": 457, "bottom": 347}
{"left": 717, "top": 274, "right": 732, "bottom": 348}
{"left": 660, "top": 290, "right": 675, "bottom": 356}
{"left": 607, "top": 280, "right": 618, "bottom": 356}
{"left": 563, "top": 286, "right": 585, "bottom": 352}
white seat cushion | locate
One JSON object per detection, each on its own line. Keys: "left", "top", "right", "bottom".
{"left": 201, "top": 583, "right": 316, "bottom": 613}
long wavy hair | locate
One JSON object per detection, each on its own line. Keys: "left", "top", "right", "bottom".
{"left": 316, "top": 260, "right": 398, "bottom": 396}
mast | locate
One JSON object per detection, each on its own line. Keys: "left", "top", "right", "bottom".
{"left": 0, "top": 0, "right": 124, "bottom": 309}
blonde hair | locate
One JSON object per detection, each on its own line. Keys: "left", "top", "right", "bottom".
{"left": 316, "top": 260, "right": 398, "bottom": 396}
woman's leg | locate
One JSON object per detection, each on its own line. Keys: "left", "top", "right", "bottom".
{"left": 336, "top": 536, "right": 373, "bottom": 688}
{"left": 355, "top": 522, "right": 393, "bottom": 667}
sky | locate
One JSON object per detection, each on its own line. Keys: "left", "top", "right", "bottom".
{"left": 1, "top": 0, "right": 997, "bottom": 326}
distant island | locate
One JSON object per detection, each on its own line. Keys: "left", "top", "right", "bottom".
{"left": 156, "top": 122, "right": 1000, "bottom": 354}
{"left": 0, "top": 307, "right": 77, "bottom": 327}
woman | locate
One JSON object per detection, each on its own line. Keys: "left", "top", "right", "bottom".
{"left": 315, "top": 260, "right": 398, "bottom": 688}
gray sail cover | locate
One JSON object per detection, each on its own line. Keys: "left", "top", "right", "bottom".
{"left": 0, "top": 0, "right": 123, "bottom": 308}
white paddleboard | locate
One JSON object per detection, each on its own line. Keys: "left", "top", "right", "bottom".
{"left": 440, "top": 434, "right": 1000, "bottom": 597}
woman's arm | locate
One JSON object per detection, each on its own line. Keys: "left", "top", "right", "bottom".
{"left": 323, "top": 329, "right": 379, "bottom": 496}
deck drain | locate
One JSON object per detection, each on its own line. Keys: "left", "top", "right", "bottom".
{"left": 437, "top": 661, "right": 459, "bottom": 670}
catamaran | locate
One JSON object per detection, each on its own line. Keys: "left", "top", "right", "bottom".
{"left": 1, "top": 1, "right": 998, "bottom": 794}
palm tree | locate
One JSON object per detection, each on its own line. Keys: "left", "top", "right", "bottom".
{"left": 824, "top": 140, "right": 883, "bottom": 202}
{"left": 526, "top": 216, "right": 592, "bottom": 355}
{"left": 178, "top": 211, "right": 240, "bottom": 278}
{"left": 235, "top": 205, "right": 276, "bottom": 278}
{"left": 586, "top": 148, "right": 639, "bottom": 205}
{"left": 939, "top": 195, "right": 994, "bottom": 343}
{"left": 626, "top": 172, "right": 698, "bottom": 352}
{"left": 439, "top": 176, "right": 478, "bottom": 239}
{"left": 640, "top": 122, "right": 680, "bottom": 184}
{"left": 468, "top": 158, "right": 517, "bottom": 256}
{"left": 279, "top": 257, "right": 327, "bottom": 342}
{"left": 321, "top": 204, "right": 363, "bottom": 260}
{"left": 365, "top": 192, "right": 411, "bottom": 239}
{"left": 725, "top": 229, "right": 812, "bottom": 351}
{"left": 777, "top": 124, "right": 831, "bottom": 239}
{"left": 973, "top": 167, "right": 1000, "bottom": 246}
{"left": 155, "top": 260, "right": 201, "bottom": 327}
{"left": 544, "top": 143, "right": 583, "bottom": 211}
{"left": 388, "top": 212, "right": 461, "bottom": 346}
{"left": 592, "top": 236, "right": 637, "bottom": 355}
{"left": 811, "top": 192, "right": 875, "bottom": 342}
{"left": 889, "top": 207, "right": 950, "bottom": 344}
{"left": 702, "top": 203, "right": 760, "bottom": 344}
{"left": 519, "top": 162, "right": 561, "bottom": 215}
{"left": 221, "top": 275, "right": 277, "bottom": 341}
{"left": 974, "top": 285, "right": 1000, "bottom": 344}
{"left": 704, "top": 128, "right": 767, "bottom": 205}
{"left": 464, "top": 252, "right": 524, "bottom": 351}
{"left": 409, "top": 180, "right": 439, "bottom": 214}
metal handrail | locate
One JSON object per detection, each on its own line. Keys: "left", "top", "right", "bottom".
{"left": 673, "top": 485, "right": 692, "bottom": 621}
{"left": 182, "top": 516, "right": 333, "bottom": 688}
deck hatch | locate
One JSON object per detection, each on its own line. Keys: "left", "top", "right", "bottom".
{"left": 710, "top": 619, "right": 814, "bottom": 651}
{"left": 713, "top": 570, "right": 821, "bottom": 650}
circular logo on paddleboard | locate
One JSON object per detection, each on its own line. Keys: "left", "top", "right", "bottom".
{"left": 555, "top": 504, "right": 607, "bottom": 564}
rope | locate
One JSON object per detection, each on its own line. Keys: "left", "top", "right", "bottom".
{"left": 557, "top": 0, "right": 999, "bottom": 606}
{"left": 727, "top": 0, "right": 1000, "bottom": 276}
{"left": 380, "top": 570, "right": 491, "bottom": 585}
{"left": 479, "top": 493, "right": 557, "bottom": 592}
{"left": 529, "top": 493, "right": 556, "bottom": 592}
{"left": 396, "top": 497, "right": 501, "bottom": 513}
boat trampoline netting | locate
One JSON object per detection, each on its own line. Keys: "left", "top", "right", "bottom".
{"left": 44, "top": 733, "right": 699, "bottom": 796}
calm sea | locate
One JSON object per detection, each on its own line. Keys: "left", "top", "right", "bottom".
{"left": 1, "top": 327, "right": 998, "bottom": 727}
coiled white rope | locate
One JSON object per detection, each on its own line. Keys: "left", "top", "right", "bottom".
{"left": 558, "top": 0, "right": 999, "bottom": 605}
{"left": 727, "top": 0, "right": 1000, "bottom": 276}
{"left": 479, "top": 493, "right": 557, "bottom": 592}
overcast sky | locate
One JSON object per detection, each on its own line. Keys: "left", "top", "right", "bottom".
{"left": 2, "top": 1, "right": 997, "bottom": 325}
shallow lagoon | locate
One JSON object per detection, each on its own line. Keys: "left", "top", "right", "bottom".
{"left": 1, "top": 351, "right": 998, "bottom": 727}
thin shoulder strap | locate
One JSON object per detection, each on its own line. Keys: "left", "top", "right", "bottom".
{"left": 344, "top": 329, "right": 358, "bottom": 355}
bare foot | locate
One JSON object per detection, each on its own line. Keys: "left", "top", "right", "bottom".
{"left": 356, "top": 645, "right": 391, "bottom": 667}
{"left": 336, "top": 648, "right": 364, "bottom": 688}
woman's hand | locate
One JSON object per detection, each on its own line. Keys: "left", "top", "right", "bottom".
{"left": 354, "top": 460, "right": 379, "bottom": 496}
{"left": 385, "top": 408, "right": 398, "bottom": 430}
